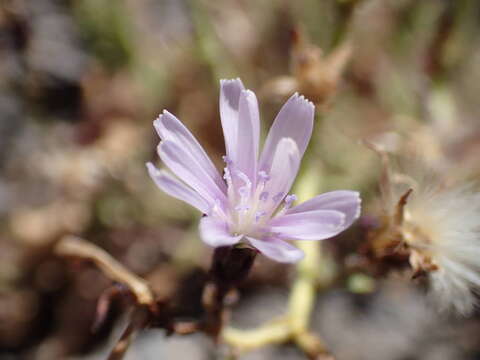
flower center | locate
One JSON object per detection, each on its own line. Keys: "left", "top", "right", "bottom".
{"left": 218, "top": 156, "right": 295, "bottom": 238}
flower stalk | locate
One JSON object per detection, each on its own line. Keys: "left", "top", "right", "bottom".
{"left": 223, "top": 165, "right": 336, "bottom": 359}
{"left": 55, "top": 235, "right": 258, "bottom": 358}
{"left": 202, "top": 245, "right": 257, "bottom": 339}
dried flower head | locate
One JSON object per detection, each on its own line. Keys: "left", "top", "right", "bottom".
{"left": 263, "top": 27, "right": 352, "bottom": 109}
{"left": 368, "top": 148, "right": 480, "bottom": 314}
{"left": 147, "top": 79, "right": 361, "bottom": 263}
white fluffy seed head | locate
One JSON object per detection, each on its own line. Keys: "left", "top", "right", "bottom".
{"left": 390, "top": 164, "right": 480, "bottom": 315}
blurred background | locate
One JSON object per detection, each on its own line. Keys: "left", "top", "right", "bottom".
{"left": 1, "top": 0, "right": 480, "bottom": 359}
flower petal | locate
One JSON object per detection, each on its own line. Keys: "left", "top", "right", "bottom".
{"left": 146, "top": 162, "right": 211, "bottom": 214}
{"left": 246, "top": 236, "right": 304, "bottom": 263}
{"left": 259, "top": 93, "right": 314, "bottom": 173}
{"left": 219, "top": 78, "right": 245, "bottom": 161}
{"left": 158, "top": 140, "right": 227, "bottom": 206}
{"left": 265, "top": 138, "right": 301, "bottom": 212}
{"left": 287, "top": 190, "right": 361, "bottom": 228}
{"left": 154, "top": 110, "right": 226, "bottom": 192}
{"left": 268, "top": 210, "right": 347, "bottom": 240}
{"left": 236, "top": 89, "right": 260, "bottom": 183}
{"left": 199, "top": 217, "right": 243, "bottom": 247}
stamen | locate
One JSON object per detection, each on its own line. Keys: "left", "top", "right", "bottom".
{"left": 235, "top": 170, "right": 252, "bottom": 200}
{"left": 255, "top": 210, "right": 267, "bottom": 222}
{"left": 236, "top": 170, "right": 252, "bottom": 188}
{"left": 238, "top": 186, "right": 250, "bottom": 197}
{"left": 274, "top": 194, "right": 298, "bottom": 218}
{"left": 223, "top": 167, "right": 233, "bottom": 188}
{"left": 284, "top": 194, "right": 297, "bottom": 209}
{"left": 273, "top": 192, "right": 284, "bottom": 203}
{"left": 258, "top": 171, "right": 270, "bottom": 183}
{"left": 235, "top": 204, "right": 250, "bottom": 212}
{"left": 222, "top": 155, "right": 232, "bottom": 165}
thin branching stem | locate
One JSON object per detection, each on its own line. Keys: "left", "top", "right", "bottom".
{"left": 55, "top": 235, "right": 154, "bottom": 305}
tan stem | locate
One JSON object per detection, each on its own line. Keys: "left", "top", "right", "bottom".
{"left": 223, "top": 318, "right": 291, "bottom": 352}
{"left": 55, "top": 235, "right": 154, "bottom": 305}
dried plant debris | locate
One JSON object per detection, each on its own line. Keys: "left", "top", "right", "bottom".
{"left": 365, "top": 147, "right": 480, "bottom": 315}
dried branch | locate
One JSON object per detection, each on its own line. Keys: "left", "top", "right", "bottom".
{"left": 56, "top": 235, "right": 258, "bottom": 359}
{"left": 92, "top": 284, "right": 132, "bottom": 333}
{"left": 55, "top": 235, "right": 154, "bottom": 306}
{"left": 107, "top": 308, "right": 150, "bottom": 360}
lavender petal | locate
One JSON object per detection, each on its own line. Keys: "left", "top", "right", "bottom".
{"left": 220, "top": 78, "right": 245, "bottom": 161}
{"left": 236, "top": 89, "right": 260, "bottom": 184}
{"left": 287, "top": 190, "right": 361, "bottom": 228}
{"left": 158, "top": 140, "right": 227, "bottom": 206}
{"left": 154, "top": 110, "right": 226, "bottom": 192}
{"left": 199, "top": 217, "right": 243, "bottom": 247}
{"left": 246, "top": 236, "right": 304, "bottom": 263}
{"left": 269, "top": 210, "right": 346, "bottom": 240}
{"left": 146, "top": 163, "right": 211, "bottom": 214}
{"left": 259, "top": 93, "right": 314, "bottom": 173}
{"left": 265, "top": 138, "right": 301, "bottom": 212}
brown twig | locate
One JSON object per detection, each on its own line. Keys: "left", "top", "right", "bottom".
{"left": 107, "top": 307, "right": 150, "bottom": 360}
{"left": 55, "top": 236, "right": 159, "bottom": 360}
{"left": 92, "top": 283, "right": 133, "bottom": 333}
{"left": 55, "top": 235, "right": 154, "bottom": 306}
{"left": 55, "top": 235, "right": 257, "bottom": 359}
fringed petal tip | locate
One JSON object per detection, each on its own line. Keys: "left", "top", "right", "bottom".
{"left": 240, "top": 89, "right": 255, "bottom": 96}
{"left": 220, "top": 78, "right": 244, "bottom": 86}
{"left": 291, "top": 92, "right": 315, "bottom": 111}
{"left": 340, "top": 190, "right": 362, "bottom": 225}
{"left": 259, "top": 91, "right": 314, "bottom": 173}
{"left": 153, "top": 110, "right": 169, "bottom": 131}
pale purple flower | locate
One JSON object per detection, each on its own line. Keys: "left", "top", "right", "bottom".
{"left": 147, "top": 79, "right": 361, "bottom": 263}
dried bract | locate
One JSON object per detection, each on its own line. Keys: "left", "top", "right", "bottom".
{"left": 368, "top": 150, "right": 480, "bottom": 314}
